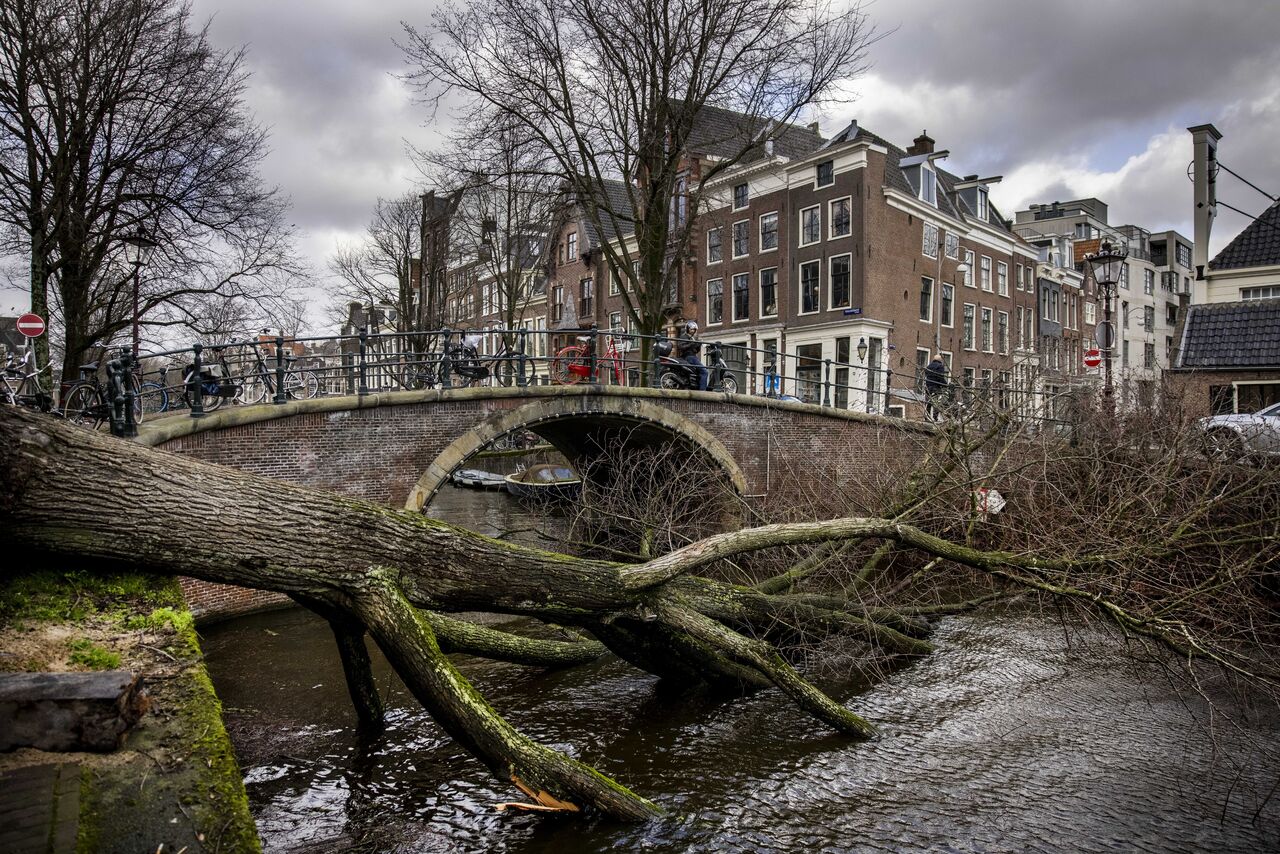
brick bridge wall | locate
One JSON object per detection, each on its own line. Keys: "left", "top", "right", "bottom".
{"left": 138, "top": 386, "right": 932, "bottom": 620}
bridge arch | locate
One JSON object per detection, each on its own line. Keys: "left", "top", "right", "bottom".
{"left": 406, "top": 395, "right": 749, "bottom": 511}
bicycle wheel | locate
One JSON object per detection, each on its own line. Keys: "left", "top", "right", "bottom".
{"left": 551, "top": 347, "right": 587, "bottom": 385}
{"left": 285, "top": 369, "right": 320, "bottom": 400}
{"left": 63, "top": 383, "right": 104, "bottom": 427}
{"left": 399, "top": 360, "right": 433, "bottom": 390}
{"left": 137, "top": 381, "right": 168, "bottom": 419}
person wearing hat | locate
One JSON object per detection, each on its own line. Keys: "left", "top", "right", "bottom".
{"left": 676, "top": 319, "right": 709, "bottom": 391}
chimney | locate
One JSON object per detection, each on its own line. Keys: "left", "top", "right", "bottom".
{"left": 1188, "top": 123, "right": 1221, "bottom": 300}
{"left": 807, "top": 122, "right": 819, "bottom": 133}
{"left": 906, "top": 130, "right": 935, "bottom": 156}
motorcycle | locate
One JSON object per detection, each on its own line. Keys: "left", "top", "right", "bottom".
{"left": 654, "top": 339, "right": 738, "bottom": 393}
{"left": 446, "top": 333, "right": 490, "bottom": 386}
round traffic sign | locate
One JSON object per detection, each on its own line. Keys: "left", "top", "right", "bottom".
{"left": 1084, "top": 348, "right": 1102, "bottom": 368}
{"left": 1094, "top": 320, "right": 1115, "bottom": 350}
{"left": 15, "top": 313, "right": 45, "bottom": 338}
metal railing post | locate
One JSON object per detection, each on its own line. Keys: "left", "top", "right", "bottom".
{"left": 515, "top": 329, "right": 528, "bottom": 387}
{"left": 440, "top": 329, "right": 453, "bottom": 389}
{"left": 273, "top": 335, "right": 287, "bottom": 405}
{"left": 357, "top": 327, "right": 369, "bottom": 396}
{"left": 189, "top": 344, "right": 206, "bottom": 418}
{"left": 823, "top": 359, "right": 832, "bottom": 407}
{"left": 587, "top": 325, "right": 599, "bottom": 383}
{"left": 651, "top": 334, "right": 665, "bottom": 388}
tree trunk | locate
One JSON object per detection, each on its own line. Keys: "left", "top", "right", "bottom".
{"left": 0, "top": 407, "right": 943, "bottom": 817}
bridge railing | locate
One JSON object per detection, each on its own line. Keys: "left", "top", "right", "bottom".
{"left": 118, "top": 326, "right": 1086, "bottom": 437}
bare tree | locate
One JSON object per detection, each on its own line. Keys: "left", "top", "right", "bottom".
{"left": 402, "top": 0, "right": 879, "bottom": 342}
{"left": 327, "top": 194, "right": 424, "bottom": 337}
{"left": 0, "top": 0, "right": 299, "bottom": 385}
{"left": 5, "top": 397, "right": 1278, "bottom": 818}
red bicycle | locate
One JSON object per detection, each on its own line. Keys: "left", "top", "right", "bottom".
{"left": 551, "top": 334, "right": 627, "bottom": 385}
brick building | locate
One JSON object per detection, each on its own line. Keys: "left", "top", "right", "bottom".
{"left": 693, "top": 122, "right": 1039, "bottom": 415}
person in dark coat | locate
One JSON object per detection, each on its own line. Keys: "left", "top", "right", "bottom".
{"left": 676, "top": 320, "right": 709, "bottom": 391}
{"left": 924, "top": 355, "right": 947, "bottom": 420}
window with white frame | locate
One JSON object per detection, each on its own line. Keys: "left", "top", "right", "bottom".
{"left": 980, "top": 256, "right": 992, "bottom": 291}
{"left": 610, "top": 267, "right": 622, "bottom": 295}
{"left": 733, "top": 182, "right": 748, "bottom": 211}
{"left": 919, "top": 276, "right": 933, "bottom": 321}
{"left": 731, "top": 273, "right": 749, "bottom": 321}
{"left": 981, "top": 307, "right": 993, "bottom": 352}
{"left": 963, "top": 249, "right": 975, "bottom": 287}
{"left": 800, "top": 260, "right": 820, "bottom": 314}
{"left": 941, "top": 283, "right": 954, "bottom": 327}
{"left": 567, "top": 232, "right": 578, "bottom": 259}
{"left": 830, "top": 254, "right": 851, "bottom": 309}
{"left": 610, "top": 311, "right": 623, "bottom": 332}
{"left": 997, "top": 261, "right": 1009, "bottom": 296}
{"left": 922, "top": 223, "right": 939, "bottom": 259}
{"left": 919, "top": 164, "right": 937, "bottom": 205}
{"left": 732, "top": 220, "right": 749, "bottom": 258}
{"left": 976, "top": 187, "right": 989, "bottom": 221}
{"left": 707, "top": 227, "right": 723, "bottom": 264}
{"left": 816, "top": 160, "right": 834, "bottom": 187}
{"left": 1016, "top": 264, "right": 1024, "bottom": 291}
{"left": 1085, "top": 301, "right": 1096, "bottom": 325}
{"left": 945, "top": 232, "right": 959, "bottom": 259}
{"left": 1016, "top": 306, "right": 1025, "bottom": 349}
{"left": 962, "top": 303, "right": 975, "bottom": 350}
{"left": 997, "top": 311, "right": 1009, "bottom": 354}
{"left": 1119, "top": 262, "right": 1129, "bottom": 289}
{"left": 760, "top": 267, "right": 778, "bottom": 318}
{"left": 830, "top": 197, "right": 851, "bottom": 238}
{"left": 707, "top": 278, "right": 724, "bottom": 324}
{"left": 1143, "top": 268, "right": 1154, "bottom": 295}
{"left": 1242, "top": 285, "right": 1280, "bottom": 301}
{"left": 800, "top": 206, "right": 820, "bottom": 245}
{"left": 759, "top": 212, "right": 779, "bottom": 252}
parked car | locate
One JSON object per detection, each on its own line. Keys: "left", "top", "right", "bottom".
{"left": 1198, "top": 401, "right": 1280, "bottom": 459}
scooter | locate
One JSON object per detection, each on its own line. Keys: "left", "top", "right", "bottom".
{"left": 446, "top": 333, "right": 490, "bottom": 386}
{"left": 654, "top": 340, "right": 738, "bottom": 393}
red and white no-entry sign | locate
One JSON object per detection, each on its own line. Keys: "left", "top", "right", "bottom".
{"left": 15, "top": 313, "right": 45, "bottom": 338}
{"left": 1084, "top": 348, "right": 1102, "bottom": 368}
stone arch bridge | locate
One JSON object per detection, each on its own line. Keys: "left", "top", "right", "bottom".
{"left": 137, "top": 386, "right": 933, "bottom": 511}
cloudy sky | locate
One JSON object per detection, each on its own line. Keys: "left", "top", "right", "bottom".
{"left": 8, "top": 0, "right": 1280, "bottom": 326}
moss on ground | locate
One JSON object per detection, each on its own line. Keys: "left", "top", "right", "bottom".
{"left": 0, "top": 569, "right": 260, "bottom": 852}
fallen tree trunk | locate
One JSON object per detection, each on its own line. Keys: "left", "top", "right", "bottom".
{"left": 4, "top": 407, "right": 1246, "bottom": 816}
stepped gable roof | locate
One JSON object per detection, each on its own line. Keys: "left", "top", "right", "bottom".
{"left": 685, "top": 103, "right": 825, "bottom": 163}
{"left": 1177, "top": 298, "right": 1280, "bottom": 369}
{"left": 1210, "top": 198, "right": 1280, "bottom": 271}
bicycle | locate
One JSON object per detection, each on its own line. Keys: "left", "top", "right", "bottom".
{"left": 550, "top": 332, "right": 626, "bottom": 385}
{"left": 62, "top": 350, "right": 145, "bottom": 428}
{"left": 2, "top": 345, "right": 53, "bottom": 413}
{"left": 237, "top": 338, "right": 321, "bottom": 404}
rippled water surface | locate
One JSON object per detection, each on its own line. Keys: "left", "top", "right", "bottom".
{"left": 202, "top": 487, "right": 1280, "bottom": 853}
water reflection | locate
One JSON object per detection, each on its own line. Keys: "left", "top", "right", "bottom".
{"left": 202, "top": 488, "right": 1280, "bottom": 853}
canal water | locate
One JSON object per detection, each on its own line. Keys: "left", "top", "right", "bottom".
{"left": 202, "top": 486, "right": 1280, "bottom": 853}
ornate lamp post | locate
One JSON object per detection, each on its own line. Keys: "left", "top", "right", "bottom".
{"left": 123, "top": 227, "right": 159, "bottom": 358}
{"left": 1083, "top": 240, "right": 1128, "bottom": 416}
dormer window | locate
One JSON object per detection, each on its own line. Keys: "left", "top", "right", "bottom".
{"left": 976, "top": 187, "right": 989, "bottom": 220}
{"left": 919, "top": 164, "right": 936, "bottom": 206}
{"left": 816, "top": 160, "right": 834, "bottom": 188}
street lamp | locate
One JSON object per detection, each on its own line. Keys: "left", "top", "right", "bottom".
{"left": 123, "top": 227, "right": 158, "bottom": 358}
{"left": 1082, "top": 240, "right": 1128, "bottom": 415}
{"left": 856, "top": 336, "right": 868, "bottom": 363}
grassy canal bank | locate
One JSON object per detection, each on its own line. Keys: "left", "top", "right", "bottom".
{"left": 0, "top": 570, "right": 260, "bottom": 853}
